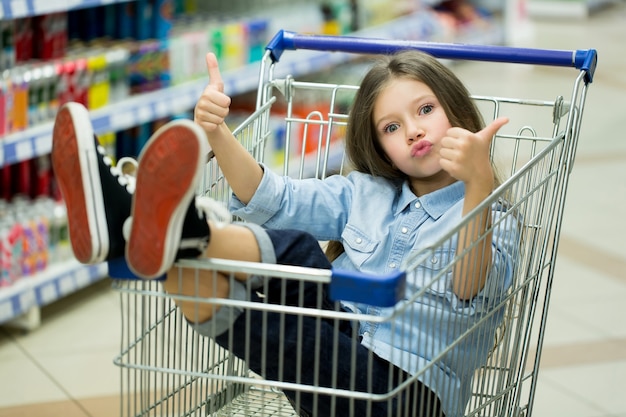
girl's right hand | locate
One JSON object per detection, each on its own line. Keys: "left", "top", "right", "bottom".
{"left": 192, "top": 53, "right": 265, "bottom": 204}
{"left": 194, "top": 53, "right": 232, "bottom": 134}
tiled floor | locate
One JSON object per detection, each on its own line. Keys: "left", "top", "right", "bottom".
{"left": 1, "top": 3, "right": 626, "bottom": 417}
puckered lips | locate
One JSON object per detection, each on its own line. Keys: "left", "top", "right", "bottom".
{"left": 411, "top": 140, "right": 433, "bottom": 157}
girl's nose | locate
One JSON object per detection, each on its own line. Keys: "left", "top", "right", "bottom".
{"left": 407, "top": 124, "right": 424, "bottom": 142}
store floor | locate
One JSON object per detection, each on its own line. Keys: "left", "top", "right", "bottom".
{"left": 2, "top": 4, "right": 626, "bottom": 417}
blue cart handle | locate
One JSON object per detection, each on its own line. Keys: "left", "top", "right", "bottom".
{"left": 266, "top": 30, "right": 597, "bottom": 83}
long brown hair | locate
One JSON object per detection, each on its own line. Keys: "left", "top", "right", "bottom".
{"left": 326, "top": 50, "right": 493, "bottom": 262}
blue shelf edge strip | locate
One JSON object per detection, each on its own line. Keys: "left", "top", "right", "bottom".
{"left": 0, "top": 261, "right": 107, "bottom": 325}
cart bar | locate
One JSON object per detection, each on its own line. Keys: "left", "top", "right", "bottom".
{"left": 329, "top": 269, "right": 406, "bottom": 307}
{"left": 266, "top": 30, "right": 597, "bottom": 83}
{"left": 108, "top": 258, "right": 406, "bottom": 307}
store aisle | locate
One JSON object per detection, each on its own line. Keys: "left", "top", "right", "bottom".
{"left": 1, "top": 3, "right": 625, "bottom": 417}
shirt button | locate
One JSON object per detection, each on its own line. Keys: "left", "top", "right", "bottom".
{"left": 355, "top": 238, "right": 362, "bottom": 244}
{"left": 401, "top": 227, "right": 408, "bottom": 234}
{"left": 415, "top": 201, "right": 421, "bottom": 209}
{"left": 389, "top": 262, "right": 397, "bottom": 268}
{"left": 430, "top": 257, "right": 438, "bottom": 264}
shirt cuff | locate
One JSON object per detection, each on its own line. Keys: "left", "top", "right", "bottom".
{"left": 229, "top": 163, "right": 284, "bottom": 224}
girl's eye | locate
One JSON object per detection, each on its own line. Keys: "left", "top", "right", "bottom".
{"left": 383, "top": 123, "right": 399, "bottom": 134}
{"left": 419, "top": 104, "right": 434, "bottom": 115}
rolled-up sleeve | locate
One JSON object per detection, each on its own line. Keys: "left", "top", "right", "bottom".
{"left": 229, "top": 164, "right": 357, "bottom": 240}
{"left": 229, "top": 164, "right": 287, "bottom": 225}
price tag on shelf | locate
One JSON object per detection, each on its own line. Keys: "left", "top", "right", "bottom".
{"left": 136, "top": 105, "right": 154, "bottom": 124}
{"left": 65, "top": 0, "right": 85, "bottom": 9}
{"left": 39, "top": 282, "right": 57, "bottom": 305}
{"left": 59, "top": 274, "right": 76, "bottom": 297}
{"left": 19, "top": 289, "right": 35, "bottom": 312}
{"left": 110, "top": 111, "right": 136, "bottom": 131}
{"left": 74, "top": 267, "right": 91, "bottom": 288}
{"left": 34, "top": 133, "right": 52, "bottom": 156}
{"left": 154, "top": 101, "right": 170, "bottom": 119}
{"left": 171, "top": 94, "right": 194, "bottom": 113}
{"left": 0, "top": 301, "right": 13, "bottom": 323}
{"left": 15, "top": 138, "right": 34, "bottom": 161}
{"left": 31, "top": 0, "right": 61, "bottom": 16}
{"left": 6, "top": 0, "right": 28, "bottom": 18}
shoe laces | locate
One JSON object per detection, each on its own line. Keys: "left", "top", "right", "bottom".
{"left": 176, "top": 197, "right": 229, "bottom": 253}
{"left": 195, "top": 196, "right": 231, "bottom": 228}
{"left": 97, "top": 145, "right": 136, "bottom": 193}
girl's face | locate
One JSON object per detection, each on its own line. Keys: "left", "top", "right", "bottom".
{"left": 373, "top": 77, "right": 454, "bottom": 187}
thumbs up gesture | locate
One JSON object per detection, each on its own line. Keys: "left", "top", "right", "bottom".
{"left": 194, "top": 52, "right": 232, "bottom": 134}
{"left": 439, "top": 117, "right": 509, "bottom": 189}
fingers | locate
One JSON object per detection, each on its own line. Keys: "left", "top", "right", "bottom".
{"left": 195, "top": 53, "right": 230, "bottom": 132}
{"left": 479, "top": 117, "right": 509, "bottom": 141}
{"left": 443, "top": 116, "right": 509, "bottom": 149}
{"left": 194, "top": 101, "right": 229, "bottom": 131}
{"left": 439, "top": 117, "right": 508, "bottom": 184}
{"left": 205, "top": 52, "right": 224, "bottom": 93}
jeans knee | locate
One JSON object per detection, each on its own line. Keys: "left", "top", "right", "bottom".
{"left": 266, "top": 229, "right": 331, "bottom": 269}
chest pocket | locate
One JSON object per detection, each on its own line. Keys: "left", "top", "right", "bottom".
{"left": 411, "top": 248, "right": 455, "bottom": 295}
{"left": 341, "top": 224, "right": 379, "bottom": 268}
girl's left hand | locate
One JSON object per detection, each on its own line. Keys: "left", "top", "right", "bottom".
{"left": 439, "top": 117, "right": 509, "bottom": 189}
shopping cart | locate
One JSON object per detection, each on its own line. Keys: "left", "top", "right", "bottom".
{"left": 110, "top": 31, "right": 597, "bottom": 417}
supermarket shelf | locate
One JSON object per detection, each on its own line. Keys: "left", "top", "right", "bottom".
{"left": 0, "top": 259, "right": 108, "bottom": 329}
{"left": 0, "top": 9, "right": 507, "bottom": 168}
{"left": 0, "top": 68, "right": 256, "bottom": 166}
{"left": 0, "top": 6, "right": 506, "bottom": 329}
{"left": 527, "top": 0, "right": 619, "bottom": 18}
{"left": 0, "top": 0, "right": 132, "bottom": 20}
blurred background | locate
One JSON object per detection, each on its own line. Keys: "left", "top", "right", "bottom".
{"left": 0, "top": 0, "right": 624, "bottom": 416}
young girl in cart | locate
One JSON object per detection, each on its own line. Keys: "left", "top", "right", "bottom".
{"left": 52, "top": 49, "right": 520, "bottom": 417}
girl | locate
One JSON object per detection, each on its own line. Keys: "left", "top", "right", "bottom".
{"left": 194, "top": 50, "right": 519, "bottom": 417}
{"left": 52, "top": 49, "right": 519, "bottom": 417}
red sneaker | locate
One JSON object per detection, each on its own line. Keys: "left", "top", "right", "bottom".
{"left": 51, "top": 102, "right": 133, "bottom": 264}
{"left": 126, "top": 119, "right": 211, "bottom": 279}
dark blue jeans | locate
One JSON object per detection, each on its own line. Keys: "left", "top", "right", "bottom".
{"left": 215, "top": 229, "right": 443, "bottom": 417}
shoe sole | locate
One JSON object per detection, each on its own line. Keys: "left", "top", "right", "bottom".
{"left": 51, "top": 103, "right": 108, "bottom": 264}
{"left": 126, "top": 120, "right": 208, "bottom": 279}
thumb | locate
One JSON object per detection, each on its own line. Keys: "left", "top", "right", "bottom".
{"left": 480, "top": 116, "right": 509, "bottom": 142}
{"left": 205, "top": 52, "right": 224, "bottom": 92}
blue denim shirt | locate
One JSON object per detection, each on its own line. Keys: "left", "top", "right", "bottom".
{"left": 230, "top": 165, "right": 520, "bottom": 417}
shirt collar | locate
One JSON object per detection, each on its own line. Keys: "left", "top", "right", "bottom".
{"left": 395, "top": 180, "right": 465, "bottom": 219}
